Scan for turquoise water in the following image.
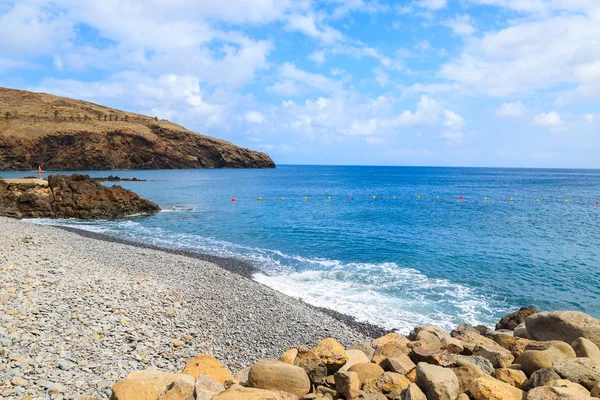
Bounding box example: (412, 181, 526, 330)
(5, 166, 600, 332)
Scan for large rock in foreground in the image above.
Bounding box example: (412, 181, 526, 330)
(0, 174, 159, 219)
(525, 312, 600, 347)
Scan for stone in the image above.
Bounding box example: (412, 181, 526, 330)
(410, 326, 451, 348)
(294, 346, 328, 385)
(410, 348, 456, 367)
(372, 341, 411, 365)
(234, 368, 250, 386)
(406, 369, 417, 383)
(453, 363, 486, 393)
(455, 355, 494, 375)
(527, 386, 591, 400)
(526, 311, 600, 347)
(11, 377, 28, 387)
(350, 393, 387, 400)
(490, 334, 531, 358)
(553, 357, 600, 390)
(373, 333, 409, 349)
(159, 380, 195, 400)
(442, 338, 464, 354)
(195, 374, 225, 394)
(348, 363, 385, 385)
(515, 346, 569, 376)
(335, 371, 361, 398)
(521, 368, 562, 391)
(381, 354, 416, 375)
(415, 362, 460, 400)
(525, 341, 576, 358)
(474, 345, 515, 369)
(591, 381, 600, 398)
(182, 354, 234, 385)
(374, 372, 411, 399)
(514, 323, 533, 340)
(312, 338, 348, 373)
(281, 349, 299, 364)
(340, 349, 371, 372)
(547, 379, 591, 397)
(353, 343, 376, 360)
(494, 368, 527, 388)
(248, 359, 311, 398)
(214, 385, 298, 400)
(110, 370, 195, 400)
(451, 330, 499, 355)
(404, 383, 427, 400)
(456, 394, 469, 400)
(468, 376, 524, 400)
(496, 307, 539, 330)
(571, 338, 600, 363)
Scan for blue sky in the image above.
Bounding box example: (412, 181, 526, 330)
(1, 0, 599, 168)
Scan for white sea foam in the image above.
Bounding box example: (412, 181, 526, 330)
(27, 219, 502, 331)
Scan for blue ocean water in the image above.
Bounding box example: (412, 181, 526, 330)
(5, 166, 600, 332)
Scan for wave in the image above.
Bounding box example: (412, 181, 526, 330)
(27, 218, 505, 332)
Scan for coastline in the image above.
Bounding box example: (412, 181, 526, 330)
(0, 216, 380, 398)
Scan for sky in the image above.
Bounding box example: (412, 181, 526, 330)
(1, 0, 599, 168)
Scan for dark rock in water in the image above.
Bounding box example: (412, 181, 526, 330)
(496, 307, 539, 330)
(93, 176, 147, 182)
(0, 174, 159, 219)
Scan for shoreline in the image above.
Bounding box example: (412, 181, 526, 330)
(55, 225, 388, 338)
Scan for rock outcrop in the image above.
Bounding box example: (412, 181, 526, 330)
(0, 87, 275, 170)
(0, 174, 159, 219)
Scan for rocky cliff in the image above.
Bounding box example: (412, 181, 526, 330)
(0, 174, 159, 219)
(0, 87, 275, 170)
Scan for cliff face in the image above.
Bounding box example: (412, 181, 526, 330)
(0, 174, 160, 219)
(0, 87, 275, 170)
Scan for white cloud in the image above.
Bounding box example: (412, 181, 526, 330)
(438, 131, 465, 144)
(267, 80, 305, 96)
(532, 111, 563, 126)
(245, 111, 265, 124)
(415, 0, 447, 10)
(285, 13, 344, 44)
(373, 67, 389, 87)
(584, 114, 595, 122)
(309, 50, 327, 65)
(496, 102, 528, 117)
(443, 14, 476, 36)
(443, 110, 465, 130)
(350, 119, 378, 136)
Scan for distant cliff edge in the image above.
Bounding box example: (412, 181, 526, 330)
(0, 87, 275, 170)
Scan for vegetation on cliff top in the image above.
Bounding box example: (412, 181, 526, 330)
(0, 87, 275, 170)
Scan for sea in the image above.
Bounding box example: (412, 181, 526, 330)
(4, 166, 600, 332)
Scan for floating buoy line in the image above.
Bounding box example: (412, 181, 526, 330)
(228, 195, 599, 205)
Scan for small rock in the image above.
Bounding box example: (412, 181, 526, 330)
(404, 382, 427, 400)
(340, 349, 371, 372)
(352, 343, 376, 360)
(159, 380, 194, 400)
(468, 376, 524, 400)
(312, 338, 348, 373)
(280, 348, 298, 365)
(335, 371, 361, 398)
(453, 363, 486, 393)
(372, 333, 408, 349)
(474, 345, 515, 369)
(494, 368, 527, 388)
(248, 359, 310, 398)
(496, 307, 539, 330)
(195, 373, 225, 394)
(521, 367, 562, 391)
(347, 363, 385, 385)
(182, 354, 234, 385)
(415, 362, 460, 400)
(381, 354, 416, 375)
(374, 371, 410, 399)
(410, 348, 456, 367)
(372, 341, 410, 365)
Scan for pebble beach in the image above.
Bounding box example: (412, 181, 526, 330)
(0, 216, 374, 399)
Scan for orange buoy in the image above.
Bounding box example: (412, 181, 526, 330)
(231, 198, 235, 202)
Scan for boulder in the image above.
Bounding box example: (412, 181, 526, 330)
(280, 349, 298, 365)
(451, 330, 499, 355)
(494, 368, 527, 388)
(547, 379, 591, 397)
(195, 374, 225, 395)
(496, 307, 539, 330)
(521, 368, 562, 391)
(468, 376, 524, 400)
(374, 372, 410, 399)
(312, 338, 348, 373)
(591, 381, 600, 398)
(373, 333, 409, 349)
(335, 371, 361, 398)
(410, 348, 456, 367)
(350, 393, 387, 400)
(404, 383, 427, 400)
(525, 312, 600, 347)
(110, 370, 195, 400)
(372, 341, 411, 365)
(294, 346, 328, 385)
(415, 362, 460, 400)
(553, 357, 600, 390)
(453, 363, 486, 393)
(340, 349, 371, 372)
(455, 355, 494, 375)
(524, 341, 576, 358)
(214, 385, 298, 400)
(490, 334, 531, 358)
(353, 343, 376, 360)
(441, 338, 464, 354)
(514, 323, 533, 340)
(381, 354, 416, 375)
(410, 326, 451, 348)
(474, 345, 515, 369)
(248, 360, 310, 398)
(348, 363, 385, 385)
(159, 380, 194, 400)
(515, 346, 569, 376)
(182, 354, 234, 385)
(457, 394, 470, 400)
(527, 386, 591, 400)
(571, 338, 600, 363)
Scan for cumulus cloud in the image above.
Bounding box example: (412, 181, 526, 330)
(415, 0, 447, 10)
(532, 111, 563, 127)
(497, 102, 528, 117)
(443, 14, 476, 36)
(245, 111, 266, 124)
